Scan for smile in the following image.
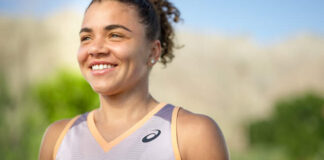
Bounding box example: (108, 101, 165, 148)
(91, 64, 117, 71)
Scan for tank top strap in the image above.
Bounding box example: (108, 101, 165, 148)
(52, 113, 88, 160)
(171, 106, 182, 160)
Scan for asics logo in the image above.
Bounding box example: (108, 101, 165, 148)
(142, 129, 161, 143)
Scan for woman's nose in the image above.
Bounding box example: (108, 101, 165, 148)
(87, 38, 109, 57)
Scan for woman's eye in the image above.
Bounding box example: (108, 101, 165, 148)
(80, 36, 91, 42)
(110, 33, 123, 39)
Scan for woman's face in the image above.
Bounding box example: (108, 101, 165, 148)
(78, 1, 159, 95)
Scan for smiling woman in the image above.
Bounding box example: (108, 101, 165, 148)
(39, 0, 228, 160)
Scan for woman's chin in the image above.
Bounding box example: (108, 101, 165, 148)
(91, 85, 119, 96)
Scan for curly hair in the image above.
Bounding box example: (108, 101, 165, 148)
(87, 0, 181, 65)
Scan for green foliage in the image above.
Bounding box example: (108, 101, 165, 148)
(231, 147, 289, 160)
(0, 73, 26, 159)
(247, 92, 324, 160)
(32, 70, 99, 122)
(0, 73, 11, 158)
(0, 69, 99, 160)
(0, 72, 11, 111)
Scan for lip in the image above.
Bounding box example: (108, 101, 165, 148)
(88, 60, 118, 68)
(88, 60, 118, 76)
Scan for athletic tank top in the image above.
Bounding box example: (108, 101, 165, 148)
(53, 103, 182, 160)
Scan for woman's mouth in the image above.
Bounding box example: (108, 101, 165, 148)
(89, 62, 118, 75)
(91, 64, 117, 70)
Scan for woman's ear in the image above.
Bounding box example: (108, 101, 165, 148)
(148, 40, 161, 66)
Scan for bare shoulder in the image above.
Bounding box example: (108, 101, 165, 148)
(177, 108, 229, 160)
(39, 119, 71, 160)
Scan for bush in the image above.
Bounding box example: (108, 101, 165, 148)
(0, 70, 99, 160)
(247, 92, 324, 160)
(32, 70, 99, 122)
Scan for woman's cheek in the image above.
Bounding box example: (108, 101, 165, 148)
(77, 46, 88, 64)
(109, 43, 130, 60)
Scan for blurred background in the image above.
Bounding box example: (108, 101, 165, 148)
(1, 0, 324, 159)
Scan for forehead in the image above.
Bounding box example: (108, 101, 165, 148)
(82, 1, 141, 29)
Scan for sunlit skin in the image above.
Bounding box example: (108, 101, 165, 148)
(39, 1, 229, 160)
(78, 1, 162, 129)
(78, 1, 157, 96)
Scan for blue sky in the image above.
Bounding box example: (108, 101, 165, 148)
(1, 0, 323, 43)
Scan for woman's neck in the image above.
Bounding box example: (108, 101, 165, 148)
(95, 81, 159, 124)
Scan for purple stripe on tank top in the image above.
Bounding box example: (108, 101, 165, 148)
(155, 104, 174, 122)
(71, 112, 89, 127)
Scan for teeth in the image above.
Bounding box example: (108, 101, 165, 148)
(91, 64, 115, 70)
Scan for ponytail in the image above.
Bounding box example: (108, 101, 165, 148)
(150, 0, 181, 65)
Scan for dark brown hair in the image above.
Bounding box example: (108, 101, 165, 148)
(87, 0, 181, 65)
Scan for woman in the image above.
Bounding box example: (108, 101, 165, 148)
(39, 0, 228, 159)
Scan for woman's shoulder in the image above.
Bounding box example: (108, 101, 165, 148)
(176, 108, 229, 160)
(39, 111, 92, 159)
(39, 118, 72, 160)
(176, 108, 224, 141)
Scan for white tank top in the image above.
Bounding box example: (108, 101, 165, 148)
(53, 103, 181, 160)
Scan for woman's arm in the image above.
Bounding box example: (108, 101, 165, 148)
(39, 119, 70, 160)
(177, 109, 229, 160)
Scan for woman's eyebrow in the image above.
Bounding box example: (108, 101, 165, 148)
(79, 25, 132, 34)
(105, 24, 132, 32)
(79, 28, 92, 34)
